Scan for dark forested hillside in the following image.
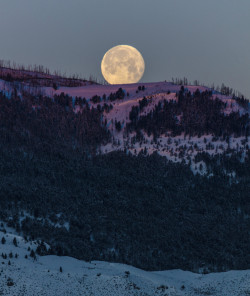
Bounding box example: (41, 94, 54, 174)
(127, 88, 249, 138)
(0, 84, 249, 273)
(0, 91, 110, 155)
(0, 148, 249, 272)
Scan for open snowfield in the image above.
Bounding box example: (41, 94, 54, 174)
(46, 81, 208, 99)
(1, 229, 250, 296)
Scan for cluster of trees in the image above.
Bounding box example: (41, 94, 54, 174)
(0, 62, 97, 87)
(109, 87, 126, 101)
(135, 85, 145, 93)
(234, 95, 249, 109)
(90, 88, 126, 104)
(127, 97, 150, 126)
(127, 88, 249, 138)
(0, 72, 91, 88)
(172, 77, 248, 99)
(0, 90, 110, 155)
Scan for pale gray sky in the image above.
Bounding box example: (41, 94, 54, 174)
(0, 0, 249, 97)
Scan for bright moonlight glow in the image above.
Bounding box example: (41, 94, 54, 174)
(101, 45, 145, 84)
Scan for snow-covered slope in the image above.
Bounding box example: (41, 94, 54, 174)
(0, 68, 249, 173)
(1, 228, 250, 296)
(46, 81, 208, 98)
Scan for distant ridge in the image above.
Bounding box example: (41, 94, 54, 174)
(0, 59, 99, 87)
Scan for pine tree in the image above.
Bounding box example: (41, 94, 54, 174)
(30, 249, 36, 259)
(13, 237, 17, 247)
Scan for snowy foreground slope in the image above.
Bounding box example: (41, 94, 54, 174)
(1, 229, 250, 296)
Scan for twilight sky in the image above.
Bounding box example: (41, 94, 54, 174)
(0, 0, 249, 97)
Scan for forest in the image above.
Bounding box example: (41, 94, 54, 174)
(0, 86, 249, 273)
(126, 88, 249, 138)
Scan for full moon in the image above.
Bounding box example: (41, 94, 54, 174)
(101, 45, 145, 84)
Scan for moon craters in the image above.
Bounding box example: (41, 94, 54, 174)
(101, 45, 145, 84)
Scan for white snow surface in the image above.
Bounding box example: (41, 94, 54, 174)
(0, 229, 250, 296)
(45, 81, 212, 100)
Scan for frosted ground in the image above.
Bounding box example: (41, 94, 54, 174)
(1, 227, 250, 296)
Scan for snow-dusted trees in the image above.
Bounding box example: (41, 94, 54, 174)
(127, 89, 249, 138)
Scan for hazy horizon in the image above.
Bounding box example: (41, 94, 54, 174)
(0, 0, 249, 97)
